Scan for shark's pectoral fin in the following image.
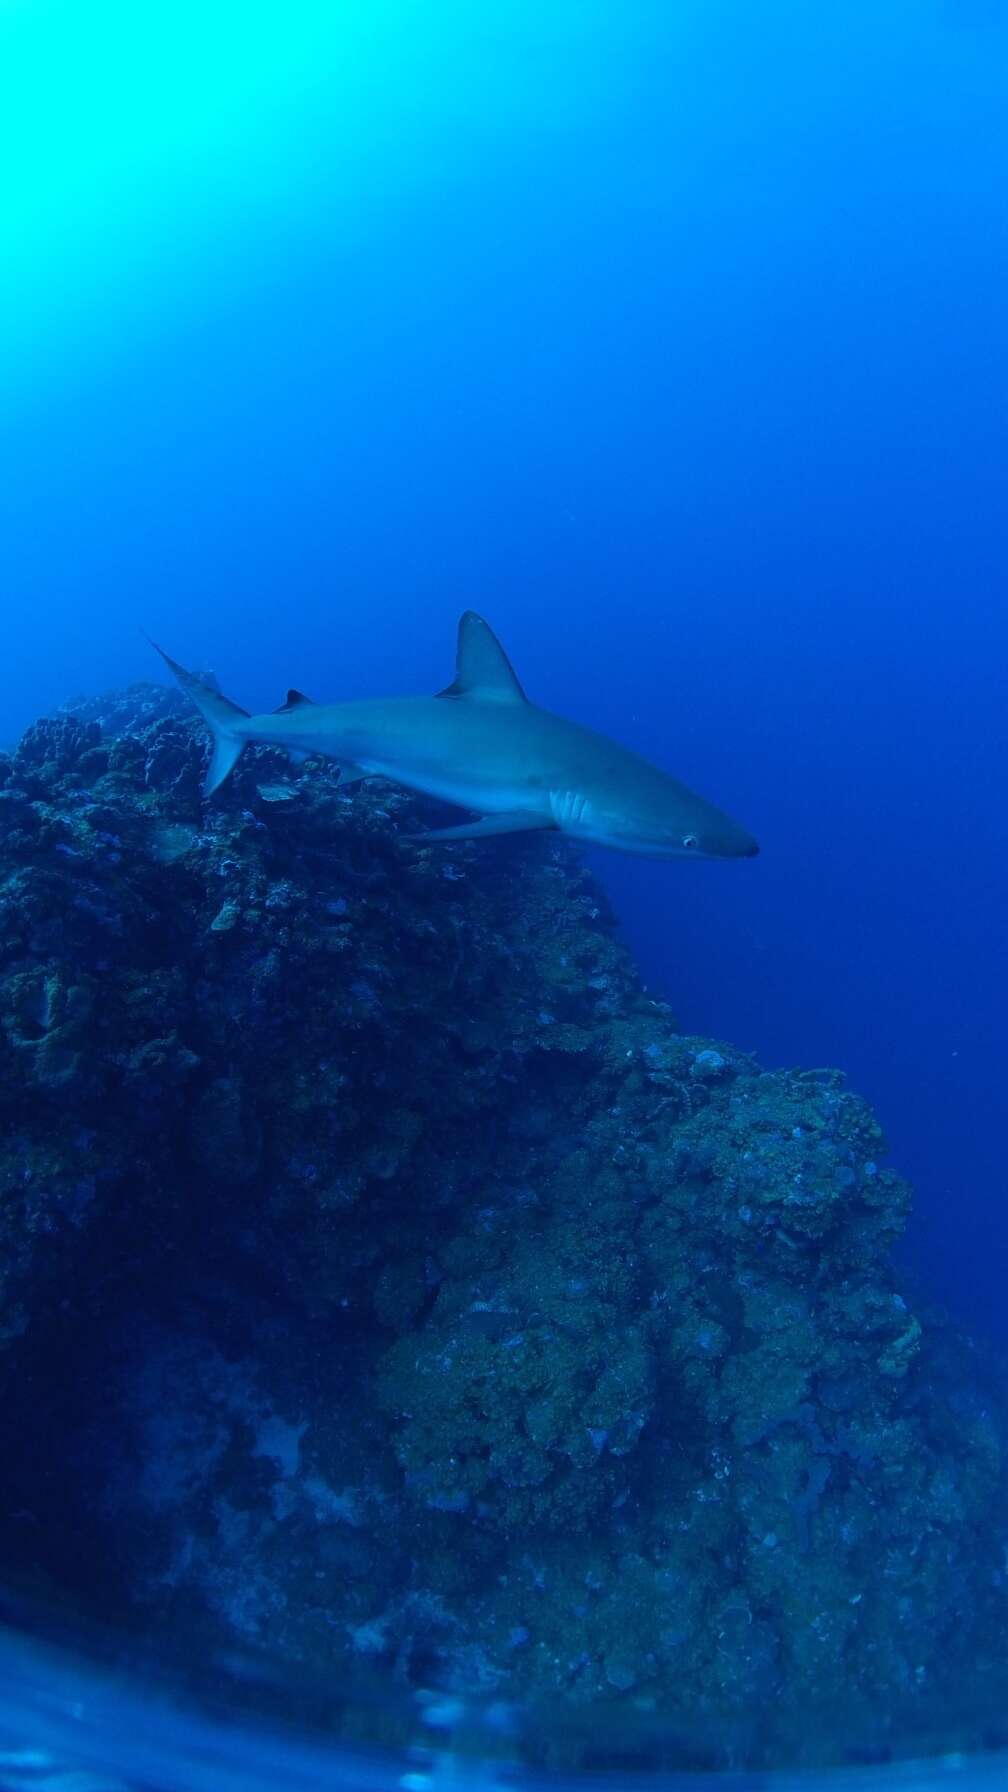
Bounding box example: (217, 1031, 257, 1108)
(336, 763, 370, 787)
(405, 810, 553, 844)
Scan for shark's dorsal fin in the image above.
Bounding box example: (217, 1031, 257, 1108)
(437, 611, 527, 703)
(273, 689, 316, 714)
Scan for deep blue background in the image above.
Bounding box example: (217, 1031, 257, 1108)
(2, 2, 1005, 1332)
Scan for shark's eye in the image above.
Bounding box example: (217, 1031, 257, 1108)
(682, 833, 699, 850)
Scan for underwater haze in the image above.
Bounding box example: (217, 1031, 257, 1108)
(3, 0, 1005, 1336)
(5, 2, 1008, 1774)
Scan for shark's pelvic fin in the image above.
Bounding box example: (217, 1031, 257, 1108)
(146, 638, 250, 796)
(407, 810, 552, 843)
(273, 689, 316, 713)
(436, 611, 527, 704)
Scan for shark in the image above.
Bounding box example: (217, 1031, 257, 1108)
(151, 611, 758, 860)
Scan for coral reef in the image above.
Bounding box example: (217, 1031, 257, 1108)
(0, 685, 1006, 1770)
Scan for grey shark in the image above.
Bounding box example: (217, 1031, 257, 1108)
(151, 611, 758, 860)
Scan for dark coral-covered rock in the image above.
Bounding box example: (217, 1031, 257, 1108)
(0, 682, 1005, 1771)
(14, 714, 101, 776)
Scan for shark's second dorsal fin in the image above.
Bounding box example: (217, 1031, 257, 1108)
(273, 689, 316, 714)
(437, 611, 527, 703)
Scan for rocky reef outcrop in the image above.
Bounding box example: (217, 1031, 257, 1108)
(0, 687, 1005, 1770)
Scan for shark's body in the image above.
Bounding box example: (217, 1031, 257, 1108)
(153, 611, 758, 861)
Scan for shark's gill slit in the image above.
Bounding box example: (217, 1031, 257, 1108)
(550, 789, 591, 828)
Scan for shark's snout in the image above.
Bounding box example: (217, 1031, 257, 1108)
(675, 811, 759, 860)
(712, 824, 759, 860)
(698, 832, 759, 860)
(679, 821, 759, 861)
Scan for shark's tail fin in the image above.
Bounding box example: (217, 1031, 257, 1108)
(147, 639, 251, 795)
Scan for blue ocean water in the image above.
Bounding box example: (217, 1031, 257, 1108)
(3, 5, 1008, 1776)
(4, 0, 1004, 1338)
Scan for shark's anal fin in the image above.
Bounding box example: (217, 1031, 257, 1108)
(436, 612, 527, 703)
(405, 810, 552, 844)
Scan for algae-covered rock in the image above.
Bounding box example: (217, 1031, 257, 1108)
(0, 681, 1005, 1772)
